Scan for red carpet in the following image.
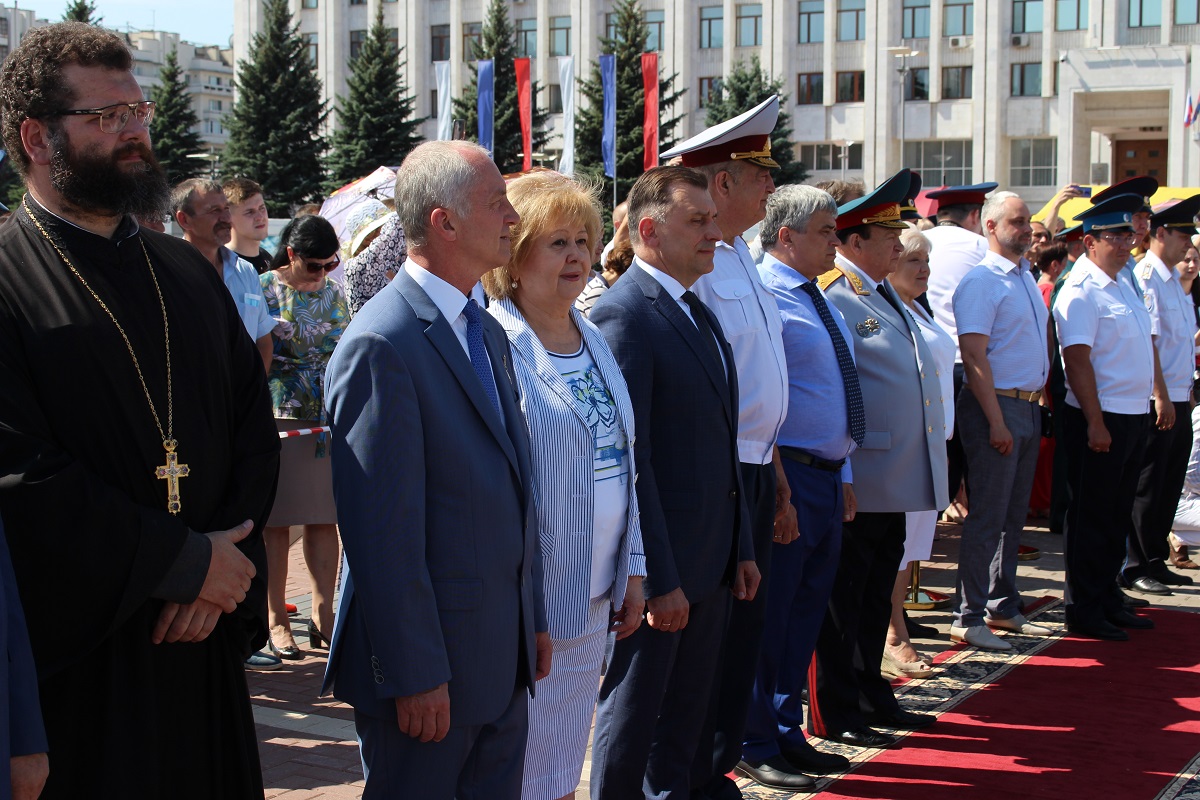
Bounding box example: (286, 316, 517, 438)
(811, 606, 1200, 799)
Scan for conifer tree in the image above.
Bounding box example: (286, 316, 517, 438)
(325, 6, 423, 191)
(61, 1, 100, 24)
(704, 57, 809, 186)
(452, 0, 550, 175)
(575, 0, 686, 227)
(150, 48, 205, 185)
(223, 0, 326, 216)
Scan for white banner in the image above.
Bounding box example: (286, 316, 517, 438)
(435, 61, 453, 141)
(558, 56, 575, 176)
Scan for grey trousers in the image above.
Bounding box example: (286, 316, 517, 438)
(953, 390, 1042, 627)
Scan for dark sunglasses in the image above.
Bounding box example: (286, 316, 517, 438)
(300, 255, 340, 273)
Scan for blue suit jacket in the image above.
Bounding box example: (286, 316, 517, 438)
(590, 264, 751, 602)
(321, 271, 545, 727)
(0, 517, 46, 798)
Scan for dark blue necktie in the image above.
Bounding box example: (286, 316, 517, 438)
(800, 281, 865, 447)
(462, 299, 501, 417)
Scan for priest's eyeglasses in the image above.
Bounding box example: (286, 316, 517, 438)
(57, 101, 156, 134)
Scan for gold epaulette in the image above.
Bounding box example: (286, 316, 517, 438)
(816, 267, 870, 296)
(1139, 262, 1153, 281)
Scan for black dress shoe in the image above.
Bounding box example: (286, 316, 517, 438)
(1067, 618, 1129, 641)
(800, 686, 808, 705)
(1122, 575, 1173, 595)
(821, 726, 898, 749)
(734, 757, 816, 791)
(866, 709, 937, 729)
(780, 739, 851, 774)
(1121, 590, 1151, 608)
(1107, 608, 1155, 629)
(1152, 567, 1194, 587)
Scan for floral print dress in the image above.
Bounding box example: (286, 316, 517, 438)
(260, 271, 349, 456)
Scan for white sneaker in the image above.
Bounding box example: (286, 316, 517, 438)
(950, 624, 1012, 651)
(986, 613, 1053, 637)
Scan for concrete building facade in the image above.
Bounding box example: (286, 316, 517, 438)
(232, 0, 1200, 205)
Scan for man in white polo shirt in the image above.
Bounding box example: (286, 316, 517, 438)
(950, 191, 1053, 651)
(1054, 193, 1160, 641)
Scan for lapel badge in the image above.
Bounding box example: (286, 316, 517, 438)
(856, 318, 881, 337)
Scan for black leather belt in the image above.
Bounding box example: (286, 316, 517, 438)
(779, 445, 845, 473)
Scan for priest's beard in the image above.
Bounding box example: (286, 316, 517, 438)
(47, 127, 170, 219)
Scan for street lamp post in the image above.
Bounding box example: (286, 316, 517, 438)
(186, 147, 220, 179)
(887, 47, 921, 172)
(840, 140, 856, 182)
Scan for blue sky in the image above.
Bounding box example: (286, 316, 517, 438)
(18, 1, 234, 48)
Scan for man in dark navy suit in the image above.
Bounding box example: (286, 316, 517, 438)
(589, 165, 759, 799)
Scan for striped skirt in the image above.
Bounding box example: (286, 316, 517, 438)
(522, 596, 611, 800)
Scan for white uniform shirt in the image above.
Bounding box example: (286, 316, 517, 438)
(693, 238, 789, 465)
(923, 223, 989, 361)
(953, 251, 1050, 392)
(1053, 254, 1155, 415)
(1138, 251, 1198, 403)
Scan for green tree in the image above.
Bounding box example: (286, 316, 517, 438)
(223, 0, 327, 216)
(575, 0, 686, 230)
(704, 57, 809, 186)
(452, 0, 550, 175)
(325, 6, 423, 190)
(61, 0, 101, 24)
(150, 48, 205, 185)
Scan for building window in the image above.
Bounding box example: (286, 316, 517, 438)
(550, 16, 570, 56)
(349, 0, 365, 5)
(944, 0, 974, 35)
(698, 77, 720, 108)
(798, 0, 824, 43)
(349, 29, 366, 61)
(737, 4, 763, 46)
(836, 71, 865, 102)
(800, 142, 863, 171)
(304, 33, 318, 65)
(431, 24, 450, 61)
(1129, 0, 1162, 26)
(645, 10, 665, 51)
(0, 45, 9, 61)
(516, 18, 537, 57)
(463, 23, 482, 59)
(1010, 138, 1057, 186)
(943, 66, 973, 98)
(797, 72, 824, 104)
(0, 19, 8, 35)
(301, 0, 317, 8)
(904, 140, 973, 185)
(700, 6, 724, 49)
(1055, 0, 1088, 30)
(904, 67, 929, 100)
(605, 13, 620, 41)
(208, 99, 223, 112)
(1178, 1, 1200, 24)
(431, 89, 439, 115)
(902, 0, 931, 38)
(386, 28, 399, 54)
(1011, 62, 1041, 96)
(548, 84, 563, 113)
(838, 0, 866, 41)
(1013, 0, 1043, 32)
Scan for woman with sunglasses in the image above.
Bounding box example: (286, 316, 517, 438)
(260, 214, 349, 659)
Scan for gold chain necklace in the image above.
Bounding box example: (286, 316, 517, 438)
(23, 198, 189, 515)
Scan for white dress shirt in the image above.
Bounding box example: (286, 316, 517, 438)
(953, 250, 1050, 392)
(693, 238, 789, 465)
(636, 256, 731, 379)
(923, 223, 989, 360)
(1138, 251, 1198, 403)
(1053, 254, 1155, 415)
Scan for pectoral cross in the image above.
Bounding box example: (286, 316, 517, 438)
(155, 439, 189, 515)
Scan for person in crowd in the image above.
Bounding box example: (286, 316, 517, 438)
(1120, 196, 1200, 595)
(135, 209, 167, 232)
(1054, 193, 1160, 640)
(0, 22, 279, 797)
(576, 237, 634, 316)
(808, 170, 946, 750)
(1179, 243, 1200, 327)
(1035, 183, 1089, 239)
(588, 166, 758, 799)
(1030, 220, 1051, 251)
(924, 183, 998, 524)
(1171, 402, 1200, 566)
(259, 215, 349, 658)
(659, 96, 792, 800)
(739, 184, 857, 790)
(224, 177, 273, 274)
(1028, 241, 1070, 519)
(598, 199, 628, 269)
(323, 141, 549, 800)
(950, 191, 1053, 651)
(814, 179, 865, 206)
(1034, 242, 1070, 304)
(343, 200, 408, 316)
(481, 170, 645, 800)
(883, 225, 956, 675)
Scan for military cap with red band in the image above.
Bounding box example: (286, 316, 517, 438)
(836, 168, 913, 231)
(924, 182, 998, 207)
(661, 95, 780, 169)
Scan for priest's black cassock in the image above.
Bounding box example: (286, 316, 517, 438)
(0, 198, 280, 798)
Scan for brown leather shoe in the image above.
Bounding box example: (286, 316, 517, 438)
(1169, 534, 1199, 570)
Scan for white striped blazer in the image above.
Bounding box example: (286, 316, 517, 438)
(489, 297, 647, 641)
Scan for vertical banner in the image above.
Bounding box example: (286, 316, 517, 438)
(558, 56, 576, 176)
(641, 52, 659, 170)
(435, 61, 453, 141)
(478, 59, 495, 155)
(515, 57, 532, 172)
(600, 54, 616, 179)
